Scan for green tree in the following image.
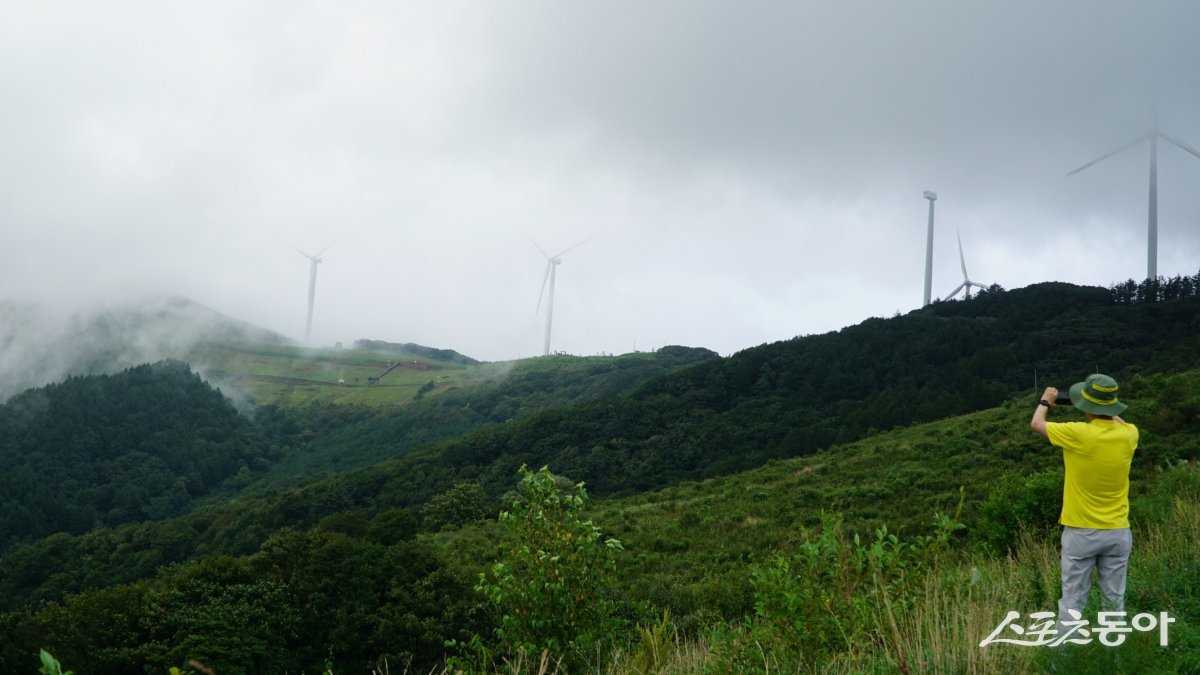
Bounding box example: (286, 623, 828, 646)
(147, 556, 302, 674)
(365, 508, 418, 545)
(421, 482, 492, 532)
(469, 465, 624, 670)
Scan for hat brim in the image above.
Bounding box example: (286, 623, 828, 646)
(1069, 381, 1127, 416)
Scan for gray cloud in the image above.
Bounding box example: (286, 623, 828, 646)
(2, 1, 1199, 370)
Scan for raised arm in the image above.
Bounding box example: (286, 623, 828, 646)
(1030, 387, 1058, 437)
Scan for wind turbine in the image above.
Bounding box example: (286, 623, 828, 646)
(1068, 126, 1200, 281)
(943, 230, 989, 301)
(922, 190, 937, 306)
(294, 243, 333, 344)
(533, 237, 591, 356)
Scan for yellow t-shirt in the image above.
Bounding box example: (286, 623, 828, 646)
(1046, 419, 1138, 529)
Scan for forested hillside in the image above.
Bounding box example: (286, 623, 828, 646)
(0, 361, 272, 553)
(1, 280, 1199, 673)
(5, 283, 1197, 598)
(250, 345, 719, 485)
(0, 347, 719, 609)
(3, 363, 1198, 673)
(230, 282, 1200, 513)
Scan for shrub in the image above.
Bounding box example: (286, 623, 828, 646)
(421, 482, 493, 532)
(973, 469, 1063, 554)
(736, 506, 964, 670)
(451, 465, 624, 671)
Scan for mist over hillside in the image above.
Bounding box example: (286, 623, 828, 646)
(0, 297, 289, 402)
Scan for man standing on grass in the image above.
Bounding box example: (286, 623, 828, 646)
(1030, 373, 1139, 637)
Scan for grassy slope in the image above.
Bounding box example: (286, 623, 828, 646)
(439, 367, 1200, 628)
(594, 476, 1200, 673)
(190, 341, 493, 407)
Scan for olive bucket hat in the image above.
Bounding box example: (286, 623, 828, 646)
(1068, 373, 1127, 416)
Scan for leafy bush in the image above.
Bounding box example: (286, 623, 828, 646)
(421, 482, 493, 532)
(973, 469, 1063, 553)
(732, 507, 963, 670)
(451, 465, 625, 671)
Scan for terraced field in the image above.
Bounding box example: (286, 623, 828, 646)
(188, 341, 502, 407)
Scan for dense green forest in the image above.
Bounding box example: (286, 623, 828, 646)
(1, 280, 1199, 673)
(0, 362, 273, 553)
(0, 346, 719, 612)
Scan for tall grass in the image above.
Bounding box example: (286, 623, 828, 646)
(893, 530, 1059, 674)
(619, 465, 1200, 674)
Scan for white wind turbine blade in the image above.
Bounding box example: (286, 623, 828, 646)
(529, 235, 551, 260)
(1159, 131, 1200, 162)
(313, 241, 336, 259)
(1067, 133, 1152, 176)
(944, 282, 967, 300)
(957, 230, 970, 281)
(536, 261, 553, 312)
(551, 237, 595, 259)
(293, 242, 336, 261)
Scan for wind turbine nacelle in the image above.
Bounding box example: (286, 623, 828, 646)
(923, 191, 937, 201)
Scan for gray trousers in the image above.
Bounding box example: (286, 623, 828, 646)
(1057, 526, 1132, 633)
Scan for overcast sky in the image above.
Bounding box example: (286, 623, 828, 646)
(3, 1, 1200, 362)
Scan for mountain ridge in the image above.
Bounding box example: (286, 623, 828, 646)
(2, 279, 1199, 672)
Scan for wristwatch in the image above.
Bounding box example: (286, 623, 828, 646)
(1038, 399, 1051, 407)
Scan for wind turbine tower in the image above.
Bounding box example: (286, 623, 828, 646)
(533, 238, 591, 356)
(295, 244, 332, 344)
(923, 190, 937, 306)
(1068, 125, 1200, 281)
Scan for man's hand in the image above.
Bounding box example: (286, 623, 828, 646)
(1042, 387, 1059, 406)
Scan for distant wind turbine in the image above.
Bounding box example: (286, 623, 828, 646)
(294, 243, 333, 344)
(533, 237, 591, 356)
(922, 190, 937, 306)
(943, 230, 989, 301)
(1068, 126, 1200, 281)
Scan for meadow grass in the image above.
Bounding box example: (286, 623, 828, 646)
(429, 369, 1200, 672)
(611, 467, 1199, 674)
(187, 341, 486, 407)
